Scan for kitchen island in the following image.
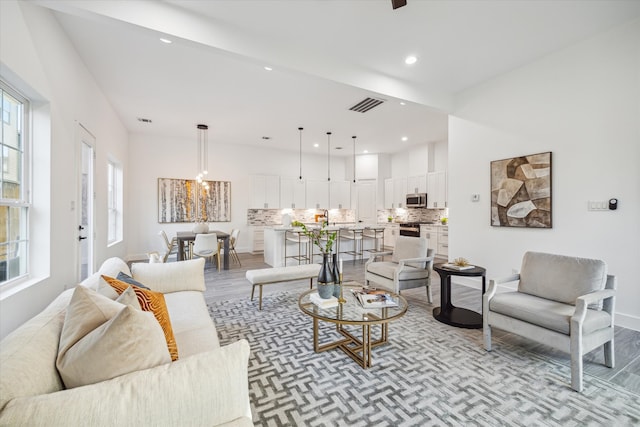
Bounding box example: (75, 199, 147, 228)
(263, 224, 386, 267)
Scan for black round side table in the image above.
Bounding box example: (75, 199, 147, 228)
(432, 263, 486, 329)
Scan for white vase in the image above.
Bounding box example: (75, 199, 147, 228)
(192, 222, 209, 234)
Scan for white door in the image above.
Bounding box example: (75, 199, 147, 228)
(356, 181, 376, 223)
(77, 125, 95, 281)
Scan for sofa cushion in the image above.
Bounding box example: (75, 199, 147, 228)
(102, 275, 179, 361)
(0, 289, 72, 411)
(518, 251, 607, 305)
(164, 291, 220, 356)
(56, 286, 170, 389)
(367, 261, 429, 281)
(116, 271, 150, 289)
(131, 258, 206, 293)
(489, 291, 612, 335)
(80, 257, 132, 291)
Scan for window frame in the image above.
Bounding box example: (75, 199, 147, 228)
(1, 80, 31, 286)
(107, 157, 123, 246)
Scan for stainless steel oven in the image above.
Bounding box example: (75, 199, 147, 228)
(399, 223, 420, 237)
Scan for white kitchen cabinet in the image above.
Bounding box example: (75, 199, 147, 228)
(306, 179, 329, 209)
(384, 178, 394, 209)
(421, 225, 439, 254)
(383, 223, 399, 249)
(407, 174, 427, 194)
(251, 226, 265, 254)
(393, 177, 407, 209)
(280, 177, 306, 209)
(250, 175, 280, 209)
(437, 225, 449, 257)
(427, 171, 447, 209)
(330, 181, 351, 209)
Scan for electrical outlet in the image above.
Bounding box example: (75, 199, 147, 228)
(471, 194, 480, 202)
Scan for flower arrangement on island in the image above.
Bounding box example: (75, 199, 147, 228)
(291, 220, 337, 254)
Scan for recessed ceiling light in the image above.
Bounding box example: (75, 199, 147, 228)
(404, 55, 417, 65)
(137, 117, 152, 123)
(400, 101, 406, 106)
(335, 146, 343, 150)
(363, 150, 369, 154)
(264, 66, 273, 71)
(314, 143, 319, 148)
(261, 136, 271, 140)
(402, 136, 408, 142)
(159, 38, 172, 44)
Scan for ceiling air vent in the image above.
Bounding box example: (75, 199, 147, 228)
(348, 97, 385, 113)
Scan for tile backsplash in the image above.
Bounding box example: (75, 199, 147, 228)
(248, 208, 444, 225)
(247, 209, 356, 225)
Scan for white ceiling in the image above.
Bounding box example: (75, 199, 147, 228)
(41, 0, 640, 156)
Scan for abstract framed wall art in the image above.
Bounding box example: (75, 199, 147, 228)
(490, 151, 552, 228)
(158, 178, 231, 223)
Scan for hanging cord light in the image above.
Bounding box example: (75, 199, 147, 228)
(352, 135, 357, 183)
(327, 131, 332, 182)
(195, 124, 209, 222)
(298, 127, 304, 180)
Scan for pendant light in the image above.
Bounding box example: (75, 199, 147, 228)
(352, 135, 357, 183)
(327, 132, 332, 182)
(298, 127, 304, 180)
(194, 124, 209, 225)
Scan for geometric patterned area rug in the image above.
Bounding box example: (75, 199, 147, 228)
(208, 291, 640, 426)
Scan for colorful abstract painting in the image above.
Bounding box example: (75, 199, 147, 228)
(490, 152, 552, 228)
(158, 178, 231, 223)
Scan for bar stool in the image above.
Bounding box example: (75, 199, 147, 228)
(284, 229, 311, 265)
(363, 226, 386, 256)
(338, 227, 364, 262)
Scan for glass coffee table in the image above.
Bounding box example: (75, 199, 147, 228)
(298, 281, 408, 368)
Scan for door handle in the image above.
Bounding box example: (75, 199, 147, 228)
(78, 236, 87, 241)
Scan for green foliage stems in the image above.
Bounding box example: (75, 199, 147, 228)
(291, 220, 337, 254)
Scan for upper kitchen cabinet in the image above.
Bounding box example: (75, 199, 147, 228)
(407, 174, 427, 194)
(306, 179, 329, 209)
(393, 177, 407, 209)
(330, 181, 351, 209)
(427, 171, 447, 209)
(384, 177, 408, 209)
(250, 174, 280, 209)
(280, 177, 306, 209)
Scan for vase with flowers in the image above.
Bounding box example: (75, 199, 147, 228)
(292, 220, 338, 299)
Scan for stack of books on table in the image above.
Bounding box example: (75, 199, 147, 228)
(442, 263, 475, 271)
(309, 292, 339, 308)
(351, 288, 398, 308)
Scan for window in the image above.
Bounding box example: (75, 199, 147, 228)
(107, 159, 123, 245)
(1, 81, 29, 284)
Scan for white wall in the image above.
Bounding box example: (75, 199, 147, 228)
(127, 133, 347, 257)
(448, 18, 640, 330)
(0, 1, 129, 338)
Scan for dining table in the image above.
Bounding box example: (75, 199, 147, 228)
(176, 230, 230, 270)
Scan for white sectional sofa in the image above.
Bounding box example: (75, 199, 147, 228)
(0, 257, 252, 426)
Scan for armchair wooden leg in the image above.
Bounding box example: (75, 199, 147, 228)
(604, 340, 615, 368)
(570, 333, 583, 392)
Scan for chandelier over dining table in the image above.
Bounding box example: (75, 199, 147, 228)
(193, 124, 210, 229)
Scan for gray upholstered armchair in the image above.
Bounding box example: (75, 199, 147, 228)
(365, 236, 435, 303)
(483, 251, 616, 392)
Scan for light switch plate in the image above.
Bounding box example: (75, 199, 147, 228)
(587, 201, 608, 211)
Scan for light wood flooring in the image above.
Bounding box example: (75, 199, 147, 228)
(196, 252, 640, 394)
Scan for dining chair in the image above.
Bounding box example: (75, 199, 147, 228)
(158, 230, 178, 263)
(191, 233, 221, 270)
(227, 229, 242, 266)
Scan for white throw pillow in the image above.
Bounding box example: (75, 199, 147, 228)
(56, 286, 170, 389)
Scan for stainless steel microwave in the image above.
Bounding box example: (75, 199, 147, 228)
(406, 193, 427, 208)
